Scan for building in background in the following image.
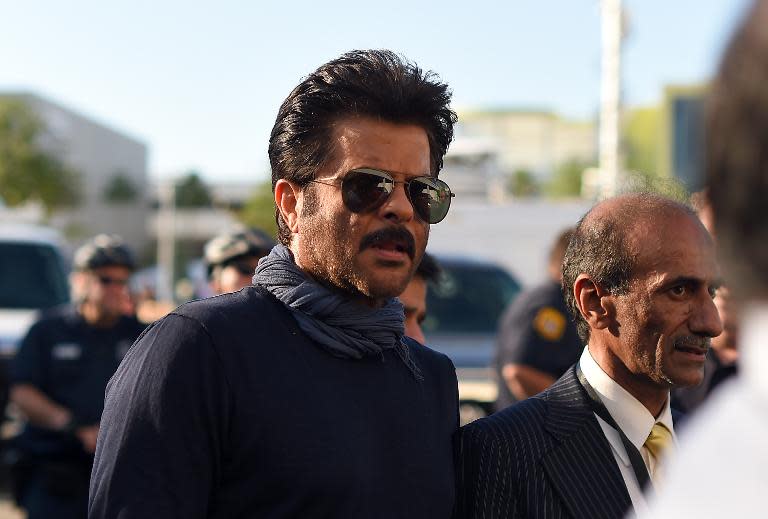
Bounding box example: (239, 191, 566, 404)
(661, 84, 707, 192)
(456, 108, 597, 187)
(623, 83, 707, 193)
(440, 137, 506, 202)
(0, 92, 149, 254)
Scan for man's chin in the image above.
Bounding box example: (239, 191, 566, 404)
(360, 276, 411, 302)
(668, 369, 706, 388)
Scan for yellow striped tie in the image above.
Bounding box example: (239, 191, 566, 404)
(644, 422, 673, 484)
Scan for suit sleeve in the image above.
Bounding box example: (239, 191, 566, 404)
(456, 423, 520, 519)
(88, 314, 231, 519)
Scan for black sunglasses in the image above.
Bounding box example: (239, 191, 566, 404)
(97, 275, 129, 286)
(310, 168, 454, 224)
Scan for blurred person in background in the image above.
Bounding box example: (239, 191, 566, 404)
(672, 191, 739, 414)
(458, 194, 722, 519)
(494, 228, 581, 411)
(398, 251, 441, 345)
(89, 49, 460, 518)
(9, 234, 145, 519)
(647, 1, 768, 516)
(203, 227, 276, 295)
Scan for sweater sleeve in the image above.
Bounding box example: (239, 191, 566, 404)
(89, 313, 231, 519)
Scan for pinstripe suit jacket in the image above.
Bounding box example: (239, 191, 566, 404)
(457, 366, 633, 519)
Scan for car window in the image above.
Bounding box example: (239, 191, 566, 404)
(423, 262, 520, 334)
(0, 242, 69, 309)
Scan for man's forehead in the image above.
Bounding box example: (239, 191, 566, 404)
(630, 214, 719, 284)
(326, 117, 431, 174)
(91, 265, 131, 277)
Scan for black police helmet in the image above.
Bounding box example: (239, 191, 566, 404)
(204, 228, 276, 277)
(73, 234, 135, 272)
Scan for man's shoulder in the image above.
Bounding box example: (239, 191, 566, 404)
(116, 314, 147, 335)
(465, 393, 549, 441)
(465, 367, 586, 440)
(25, 304, 78, 335)
(405, 337, 454, 370)
(36, 303, 76, 322)
(173, 285, 283, 325)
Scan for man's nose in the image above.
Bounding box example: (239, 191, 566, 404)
(690, 292, 724, 338)
(379, 182, 415, 224)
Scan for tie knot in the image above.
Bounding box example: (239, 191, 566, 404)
(644, 422, 673, 461)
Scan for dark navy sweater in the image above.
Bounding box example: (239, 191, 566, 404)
(89, 286, 459, 518)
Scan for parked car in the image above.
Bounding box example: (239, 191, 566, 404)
(422, 255, 521, 424)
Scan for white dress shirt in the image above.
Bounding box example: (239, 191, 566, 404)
(644, 305, 768, 518)
(580, 347, 677, 518)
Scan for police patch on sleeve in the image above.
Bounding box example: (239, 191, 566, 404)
(533, 306, 567, 341)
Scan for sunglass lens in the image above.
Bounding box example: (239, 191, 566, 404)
(408, 177, 453, 224)
(98, 276, 128, 286)
(342, 169, 392, 213)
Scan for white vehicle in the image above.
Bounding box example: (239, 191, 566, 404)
(0, 224, 70, 356)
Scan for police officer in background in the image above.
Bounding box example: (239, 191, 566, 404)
(203, 228, 275, 295)
(9, 234, 146, 519)
(494, 228, 581, 411)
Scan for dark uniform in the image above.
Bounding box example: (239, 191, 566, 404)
(494, 280, 582, 411)
(10, 305, 145, 519)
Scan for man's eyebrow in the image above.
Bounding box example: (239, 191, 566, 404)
(657, 275, 723, 290)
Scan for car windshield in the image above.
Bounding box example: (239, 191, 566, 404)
(423, 262, 520, 335)
(0, 242, 69, 309)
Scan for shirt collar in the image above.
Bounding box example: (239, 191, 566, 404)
(579, 346, 675, 451)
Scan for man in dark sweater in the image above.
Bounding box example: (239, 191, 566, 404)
(89, 50, 460, 518)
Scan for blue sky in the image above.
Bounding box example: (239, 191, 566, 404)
(0, 0, 753, 182)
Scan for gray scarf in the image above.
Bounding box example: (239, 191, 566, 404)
(252, 245, 422, 380)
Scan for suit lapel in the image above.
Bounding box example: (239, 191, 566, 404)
(540, 367, 633, 519)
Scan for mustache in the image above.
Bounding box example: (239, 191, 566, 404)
(359, 226, 416, 260)
(673, 335, 711, 350)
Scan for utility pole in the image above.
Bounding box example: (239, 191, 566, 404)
(156, 179, 176, 303)
(598, 0, 624, 199)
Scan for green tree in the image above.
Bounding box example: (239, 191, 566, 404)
(507, 169, 539, 197)
(175, 171, 212, 208)
(545, 159, 591, 198)
(624, 106, 662, 177)
(103, 172, 139, 203)
(237, 180, 277, 236)
(0, 99, 81, 214)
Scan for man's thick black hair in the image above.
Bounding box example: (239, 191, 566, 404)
(268, 49, 457, 246)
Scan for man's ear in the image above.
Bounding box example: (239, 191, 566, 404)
(69, 271, 91, 304)
(573, 274, 615, 332)
(274, 179, 302, 234)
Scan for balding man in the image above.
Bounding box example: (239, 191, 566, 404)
(457, 193, 722, 519)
